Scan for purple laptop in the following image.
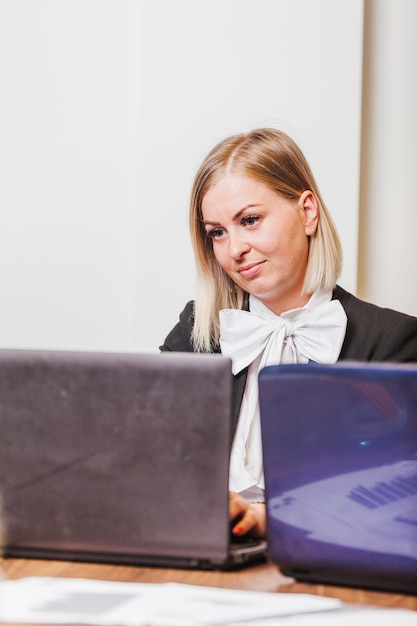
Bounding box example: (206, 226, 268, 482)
(259, 361, 417, 594)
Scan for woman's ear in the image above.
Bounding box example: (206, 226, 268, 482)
(299, 190, 319, 236)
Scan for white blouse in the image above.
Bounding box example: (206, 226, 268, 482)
(220, 290, 347, 494)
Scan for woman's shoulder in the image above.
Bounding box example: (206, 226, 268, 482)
(334, 285, 417, 322)
(333, 285, 417, 362)
(159, 301, 195, 352)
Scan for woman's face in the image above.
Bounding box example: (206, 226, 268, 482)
(201, 173, 318, 315)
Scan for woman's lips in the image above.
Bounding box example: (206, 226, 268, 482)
(238, 261, 264, 279)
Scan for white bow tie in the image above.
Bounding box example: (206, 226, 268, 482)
(219, 298, 347, 375)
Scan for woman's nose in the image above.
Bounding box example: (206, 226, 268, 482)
(228, 232, 250, 259)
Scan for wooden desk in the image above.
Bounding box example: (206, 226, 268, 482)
(1, 556, 416, 613)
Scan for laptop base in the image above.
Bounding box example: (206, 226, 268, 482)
(281, 567, 417, 596)
(5, 540, 268, 572)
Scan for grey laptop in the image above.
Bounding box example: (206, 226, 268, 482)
(259, 361, 417, 594)
(0, 348, 266, 570)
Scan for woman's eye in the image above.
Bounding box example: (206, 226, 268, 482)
(242, 215, 260, 227)
(207, 227, 225, 240)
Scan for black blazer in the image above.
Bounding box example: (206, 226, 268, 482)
(160, 285, 417, 432)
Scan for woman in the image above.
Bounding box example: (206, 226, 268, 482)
(160, 128, 417, 538)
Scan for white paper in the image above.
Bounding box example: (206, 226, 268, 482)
(0, 576, 341, 625)
(0, 577, 415, 626)
(232, 607, 417, 626)
(145, 582, 341, 625)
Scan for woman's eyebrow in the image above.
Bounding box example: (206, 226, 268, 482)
(232, 204, 260, 220)
(203, 218, 222, 227)
(203, 204, 261, 226)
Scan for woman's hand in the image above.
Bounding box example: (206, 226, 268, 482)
(229, 491, 266, 538)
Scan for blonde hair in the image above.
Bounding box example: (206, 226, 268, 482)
(190, 128, 342, 352)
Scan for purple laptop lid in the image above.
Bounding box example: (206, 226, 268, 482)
(259, 361, 417, 594)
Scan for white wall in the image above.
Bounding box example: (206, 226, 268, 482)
(0, 0, 140, 351)
(358, 0, 417, 317)
(0, 0, 364, 354)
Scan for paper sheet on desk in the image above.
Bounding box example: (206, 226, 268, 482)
(0, 576, 340, 625)
(263, 607, 417, 626)
(0, 577, 415, 626)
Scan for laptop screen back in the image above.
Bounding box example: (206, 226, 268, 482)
(259, 361, 417, 593)
(0, 349, 234, 568)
